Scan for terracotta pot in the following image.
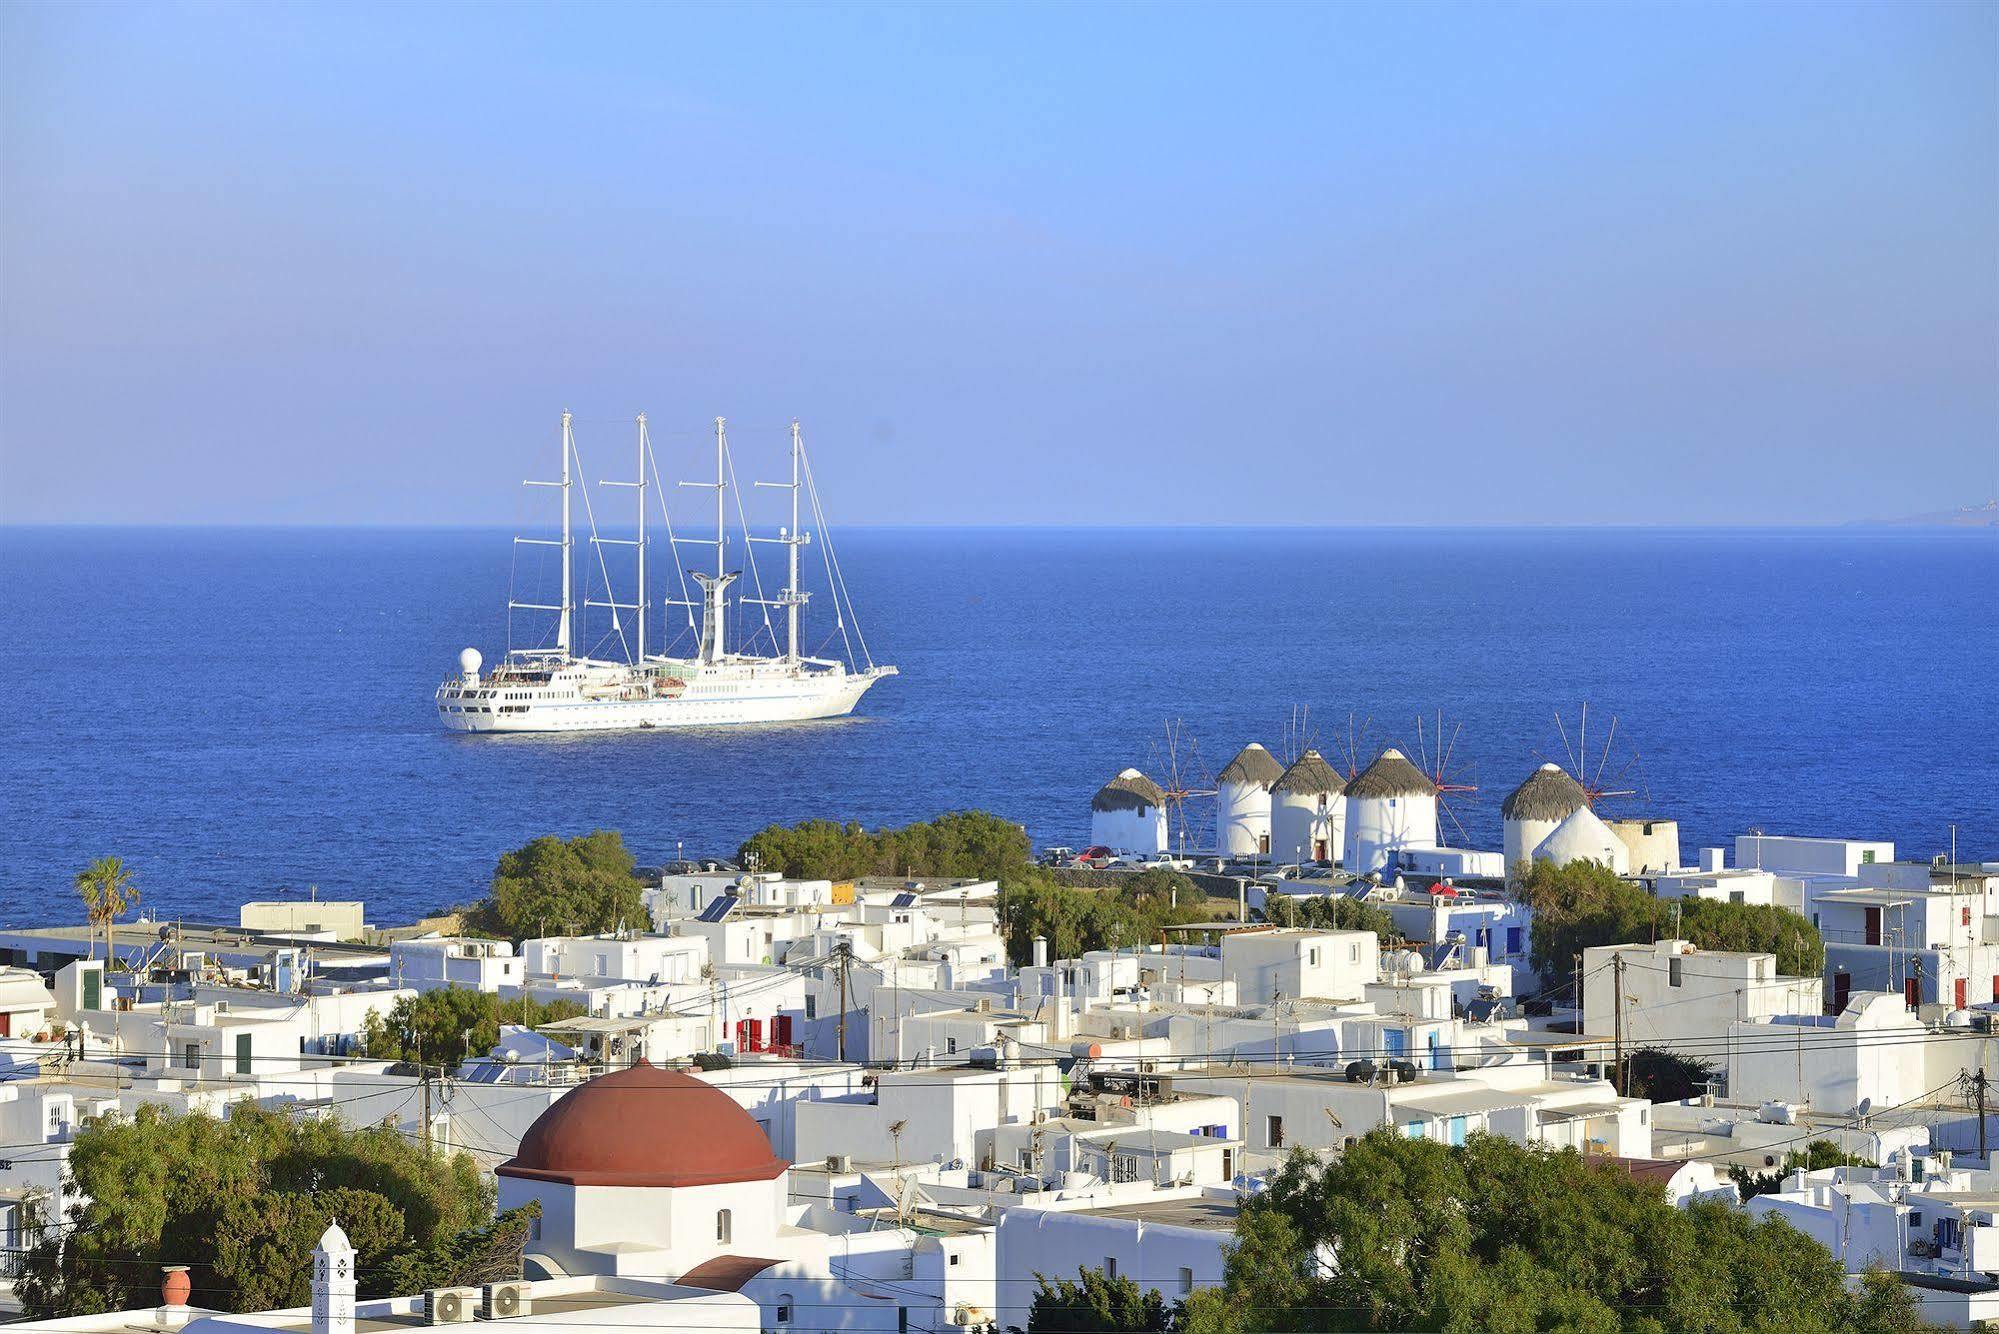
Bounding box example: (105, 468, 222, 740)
(161, 1267, 191, 1307)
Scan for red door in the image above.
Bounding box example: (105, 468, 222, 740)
(0, 1012, 10, 1038)
(1990, 975, 1998, 1003)
(1906, 976, 1921, 1009)
(736, 1018, 752, 1050)
(1956, 978, 1968, 1010)
(747, 1018, 764, 1051)
(772, 1015, 793, 1049)
(1830, 972, 1852, 1014)
(1864, 907, 1882, 947)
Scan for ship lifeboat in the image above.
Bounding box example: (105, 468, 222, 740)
(660, 677, 688, 698)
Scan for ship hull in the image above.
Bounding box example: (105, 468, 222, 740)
(438, 668, 886, 734)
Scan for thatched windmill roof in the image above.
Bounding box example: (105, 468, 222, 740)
(1217, 743, 1284, 789)
(1343, 748, 1434, 800)
(1092, 768, 1165, 813)
(1502, 763, 1588, 822)
(1274, 749, 1343, 796)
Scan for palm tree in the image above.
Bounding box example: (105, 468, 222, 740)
(74, 856, 139, 967)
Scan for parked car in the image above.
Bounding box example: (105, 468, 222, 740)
(1040, 846, 1077, 866)
(1067, 845, 1117, 868)
(1138, 853, 1195, 871)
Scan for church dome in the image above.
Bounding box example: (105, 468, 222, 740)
(497, 1060, 788, 1188)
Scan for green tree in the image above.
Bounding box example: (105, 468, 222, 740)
(18, 1104, 491, 1317)
(213, 1187, 405, 1311)
(1729, 1140, 1876, 1199)
(470, 830, 646, 939)
(360, 991, 585, 1068)
(378, 1202, 542, 1293)
(74, 855, 139, 965)
(1023, 1267, 1172, 1332)
(738, 810, 1031, 881)
(1189, 1131, 1895, 1332)
(1517, 858, 1825, 981)
(998, 869, 1210, 967)
(1623, 1047, 1716, 1104)
(1269, 893, 1399, 939)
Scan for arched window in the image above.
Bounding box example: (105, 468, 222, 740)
(715, 1209, 732, 1244)
(775, 1295, 794, 1324)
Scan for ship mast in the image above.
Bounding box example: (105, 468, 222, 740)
(589, 414, 650, 665)
(513, 413, 575, 656)
(680, 417, 735, 665)
(560, 412, 573, 654)
(707, 417, 725, 578)
(636, 415, 647, 663)
(754, 420, 812, 664)
(786, 421, 802, 662)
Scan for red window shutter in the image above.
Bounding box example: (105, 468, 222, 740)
(1956, 978, 1968, 1010)
(1906, 977, 1921, 1009)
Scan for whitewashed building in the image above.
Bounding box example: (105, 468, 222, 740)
(1270, 749, 1344, 865)
(1582, 939, 1823, 1058)
(1216, 743, 1283, 857)
(1342, 749, 1437, 877)
(1090, 769, 1169, 856)
(1501, 763, 1589, 876)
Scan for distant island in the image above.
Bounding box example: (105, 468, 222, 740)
(1850, 498, 1998, 528)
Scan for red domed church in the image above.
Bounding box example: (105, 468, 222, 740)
(496, 1061, 989, 1330)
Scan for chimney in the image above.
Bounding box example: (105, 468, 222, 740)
(1032, 937, 1048, 969)
(1700, 848, 1725, 873)
(312, 1222, 355, 1334)
(1051, 962, 1068, 1042)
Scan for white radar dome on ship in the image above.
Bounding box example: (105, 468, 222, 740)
(459, 647, 483, 677)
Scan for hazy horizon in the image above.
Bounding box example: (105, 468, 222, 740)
(3, 2, 1994, 527)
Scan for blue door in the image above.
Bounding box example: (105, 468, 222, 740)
(1449, 1116, 1468, 1146)
(1383, 1028, 1408, 1059)
(1506, 927, 1523, 957)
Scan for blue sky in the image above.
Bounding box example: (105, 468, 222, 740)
(2, 1, 1992, 525)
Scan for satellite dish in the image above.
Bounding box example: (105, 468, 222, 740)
(1854, 1097, 1873, 1118)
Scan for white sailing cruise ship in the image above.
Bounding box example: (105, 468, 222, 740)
(438, 414, 895, 733)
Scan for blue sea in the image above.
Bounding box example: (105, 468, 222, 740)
(1, 526, 1993, 925)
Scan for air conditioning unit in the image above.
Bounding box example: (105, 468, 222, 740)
(423, 1287, 478, 1324)
(975, 997, 994, 1013)
(825, 1154, 853, 1172)
(481, 1282, 532, 1319)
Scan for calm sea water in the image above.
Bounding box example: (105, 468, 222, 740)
(1, 526, 1992, 925)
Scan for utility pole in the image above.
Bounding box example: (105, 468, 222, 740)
(417, 1034, 432, 1154)
(1612, 952, 1627, 1097)
(1977, 1069, 1989, 1162)
(836, 943, 850, 1063)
